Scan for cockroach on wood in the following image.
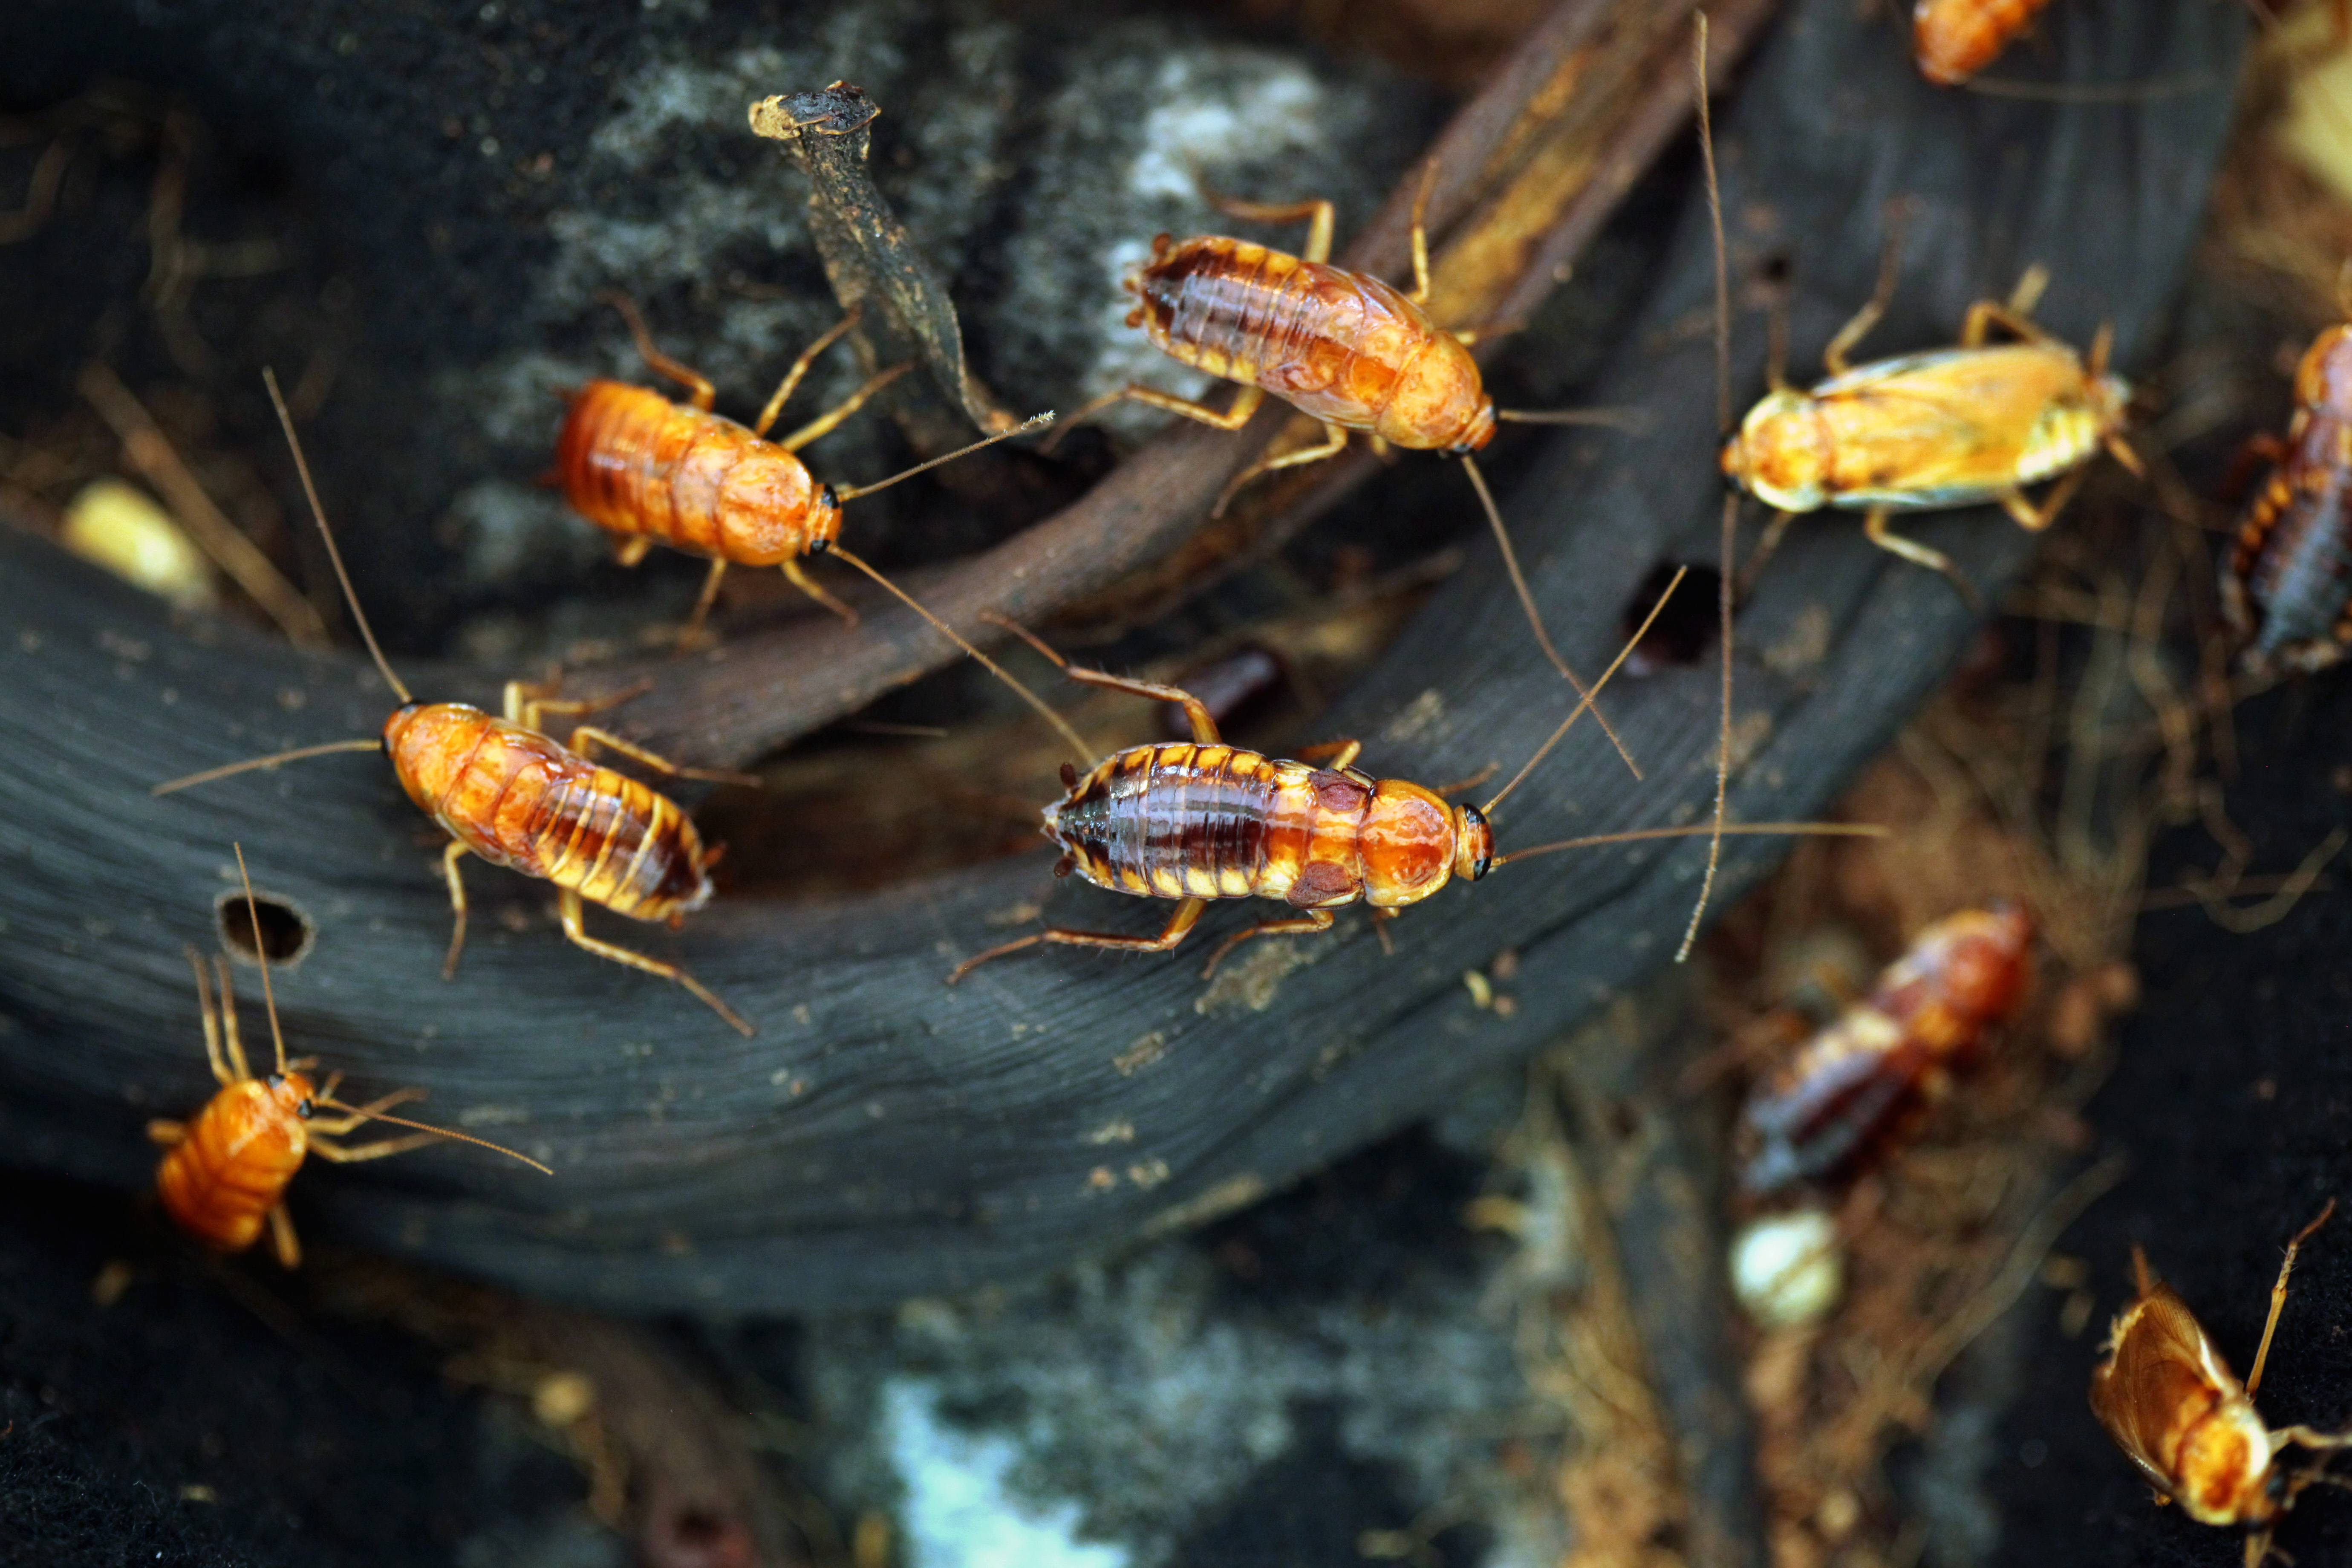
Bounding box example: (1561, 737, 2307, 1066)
(945, 571, 1883, 984)
(554, 294, 1051, 647)
(1047, 168, 1642, 777)
(150, 847, 549, 1268)
(1720, 249, 2140, 607)
(1912, 0, 2054, 86)
(2092, 1200, 2352, 1567)
(153, 371, 763, 1035)
(1736, 904, 2035, 1198)
(2222, 314, 2352, 677)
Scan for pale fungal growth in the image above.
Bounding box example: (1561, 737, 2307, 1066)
(1730, 1207, 1843, 1328)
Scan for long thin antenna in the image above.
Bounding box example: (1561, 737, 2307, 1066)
(310, 1096, 554, 1175)
(1483, 565, 1687, 816)
(234, 843, 289, 1076)
(828, 547, 1095, 761)
(263, 367, 412, 705)
(1460, 453, 1640, 779)
(1490, 820, 1886, 870)
(832, 412, 1056, 502)
(1680, 10, 1735, 964)
(154, 737, 385, 796)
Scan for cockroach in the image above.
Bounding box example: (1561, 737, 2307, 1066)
(555, 294, 1049, 646)
(1049, 170, 1642, 775)
(2222, 319, 2352, 677)
(1720, 250, 2140, 606)
(944, 572, 1883, 983)
(1912, 0, 2053, 86)
(1736, 904, 2035, 1198)
(153, 371, 765, 1034)
(2092, 1201, 2352, 1567)
(149, 847, 549, 1268)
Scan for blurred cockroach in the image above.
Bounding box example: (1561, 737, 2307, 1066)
(1912, 0, 2053, 86)
(2092, 1201, 2352, 1568)
(1048, 170, 1642, 775)
(945, 571, 1884, 983)
(1737, 903, 2034, 1197)
(555, 295, 1050, 646)
(2222, 315, 2352, 677)
(154, 371, 763, 1034)
(150, 847, 549, 1268)
(1720, 250, 2139, 607)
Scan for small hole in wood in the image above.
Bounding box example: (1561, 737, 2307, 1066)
(214, 887, 315, 966)
(1620, 560, 1722, 673)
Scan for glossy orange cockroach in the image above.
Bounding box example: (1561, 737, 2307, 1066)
(945, 572, 1882, 984)
(1050, 171, 1640, 774)
(150, 848, 549, 1268)
(2092, 1201, 2352, 1567)
(1736, 903, 2035, 1198)
(2222, 317, 2352, 677)
(1912, 0, 2053, 86)
(154, 372, 764, 1034)
(555, 295, 1049, 646)
(1720, 255, 2140, 606)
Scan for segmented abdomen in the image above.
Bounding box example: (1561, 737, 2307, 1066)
(156, 1084, 301, 1252)
(1134, 237, 1422, 436)
(554, 380, 820, 564)
(1912, 0, 2051, 84)
(1048, 743, 1325, 902)
(2228, 418, 2352, 672)
(399, 710, 711, 924)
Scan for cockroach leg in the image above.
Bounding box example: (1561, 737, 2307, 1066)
(2249, 1200, 2338, 1398)
(309, 1130, 443, 1163)
(187, 948, 236, 1087)
(600, 290, 716, 412)
(986, 618, 1225, 746)
(749, 305, 863, 439)
(1999, 466, 2089, 534)
(556, 888, 753, 1037)
(1294, 738, 1365, 771)
(1199, 907, 1335, 979)
(560, 726, 760, 787)
(949, 898, 1213, 984)
(303, 1086, 425, 1137)
(211, 956, 252, 1082)
(773, 360, 914, 454)
(1820, 214, 1911, 376)
(440, 841, 473, 979)
(681, 556, 733, 647)
(1214, 419, 1352, 517)
(267, 1206, 301, 1270)
(146, 1119, 188, 1147)
(1204, 193, 1335, 266)
(1862, 506, 1982, 610)
(780, 557, 859, 627)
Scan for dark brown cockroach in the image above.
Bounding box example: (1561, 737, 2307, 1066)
(150, 847, 548, 1268)
(944, 572, 1883, 983)
(153, 371, 765, 1034)
(1049, 169, 1641, 775)
(1736, 904, 2035, 1198)
(554, 295, 1048, 646)
(1912, 0, 2054, 85)
(2222, 320, 2352, 677)
(2092, 1201, 2352, 1567)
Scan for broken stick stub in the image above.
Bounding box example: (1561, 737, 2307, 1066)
(748, 80, 1016, 440)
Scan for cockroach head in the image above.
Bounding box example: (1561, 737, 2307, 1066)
(1455, 804, 1494, 881)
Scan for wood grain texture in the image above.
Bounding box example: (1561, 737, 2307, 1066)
(0, 0, 2243, 1310)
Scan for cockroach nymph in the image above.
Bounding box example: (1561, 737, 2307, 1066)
(945, 574, 1881, 984)
(1737, 904, 2035, 1198)
(1912, 0, 2054, 87)
(150, 847, 549, 1268)
(2092, 1201, 2352, 1567)
(2222, 316, 2352, 677)
(155, 371, 762, 1035)
(554, 294, 1050, 647)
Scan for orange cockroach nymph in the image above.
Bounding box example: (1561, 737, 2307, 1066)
(155, 371, 764, 1034)
(945, 571, 1882, 984)
(1911, 0, 2054, 86)
(2091, 1201, 2352, 1566)
(149, 847, 549, 1268)
(1048, 164, 1642, 775)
